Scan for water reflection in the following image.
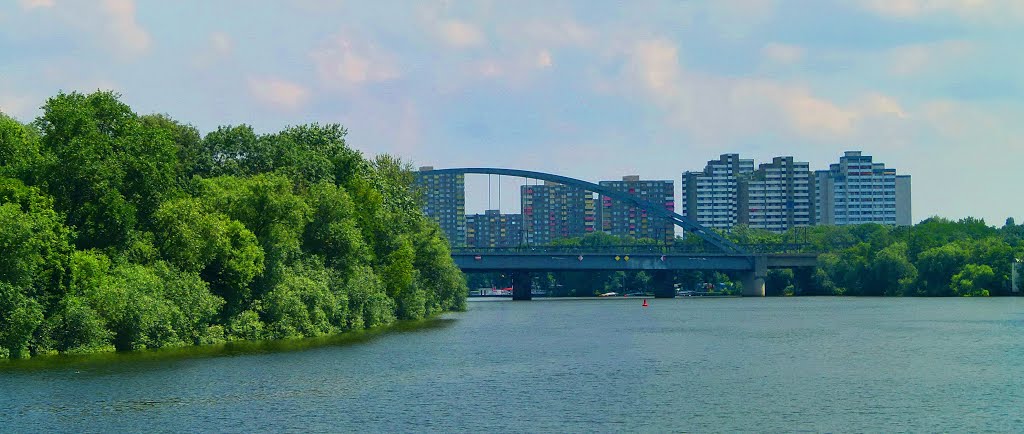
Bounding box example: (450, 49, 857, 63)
(0, 317, 456, 374)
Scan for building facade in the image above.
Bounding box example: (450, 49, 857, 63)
(415, 166, 466, 247)
(599, 175, 675, 244)
(520, 181, 596, 245)
(896, 175, 912, 226)
(814, 151, 911, 226)
(466, 210, 523, 248)
(744, 156, 814, 232)
(681, 154, 755, 230)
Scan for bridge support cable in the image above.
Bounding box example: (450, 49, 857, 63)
(423, 168, 748, 256)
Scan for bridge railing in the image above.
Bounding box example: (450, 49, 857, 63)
(451, 243, 818, 255)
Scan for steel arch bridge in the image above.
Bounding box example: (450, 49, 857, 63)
(420, 167, 747, 255)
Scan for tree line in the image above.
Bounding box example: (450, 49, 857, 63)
(729, 219, 1024, 296)
(0, 91, 466, 359)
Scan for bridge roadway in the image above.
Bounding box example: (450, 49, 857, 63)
(452, 251, 819, 300)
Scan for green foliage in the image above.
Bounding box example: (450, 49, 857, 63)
(303, 182, 368, 276)
(196, 124, 264, 177)
(80, 262, 223, 351)
(227, 309, 265, 341)
(261, 261, 345, 339)
(152, 197, 264, 313)
(870, 242, 917, 296)
(33, 91, 179, 250)
(45, 295, 113, 354)
(0, 179, 74, 312)
(0, 113, 45, 182)
(140, 114, 204, 186)
(916, 244, 970, 296)
(0, 283, 44, 358)
(728, 225, 783, 246)
(345, 266, 396, 330)
(158, 263, 225, 344)
(545, 216, 1023, 298)
(197, 174, 309, 294)
(0, 91, 466, 358)
(951, 264, 995, 297)
(765, 269, 795, 296)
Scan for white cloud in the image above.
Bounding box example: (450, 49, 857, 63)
(536, 49, 553, 68)
(886, 40, 974, 77)
(247, 77, 310, 111)
(20, 0, 151, 58)
(761, 43, 804, 65)
(858, 0, 1024, 22)
(613, 38, 909, 142)
(463, 50, 560, 85)
(438, 19, 485, 48)
(860, 0, 986, 17)
(100, 0, 151, 57)
(18, 0, 54, 10)
(507, 19, 593, 49)
(627, 39, 684, 101)
(310, 35, 400, 89)
(193, 31, 233, 68)
(475, 59, 503, 78)
(730, 79, 858, 138)
(859, 93, 907, 119)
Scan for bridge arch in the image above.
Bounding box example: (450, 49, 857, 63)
(420, 167, 747, 255)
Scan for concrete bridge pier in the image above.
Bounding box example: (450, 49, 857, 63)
(741, 256, 768, 297)
(652, 270, 675, 298)
(511, 271, 532, 301)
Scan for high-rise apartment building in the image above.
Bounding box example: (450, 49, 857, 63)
(681, 154, 755, 230)
(814, 151, 911, 226)
(415, 166, 466, 247)
(744, 156, 813, 232)
(599, 176, 675, 244)
(896, 175, 912, 226)
(520, 181, 596, 245)
(466, 210, 522, 248)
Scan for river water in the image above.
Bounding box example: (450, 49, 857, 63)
(3, 297, 1024, 432)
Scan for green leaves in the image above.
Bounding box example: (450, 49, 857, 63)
(951, 264, 995, 297)
(0, 283, 44, 358)
(45, 295, 113, 354)
(32, 91, 179, 250)
(0, 91, 466, 358)
(152, 197, 265, 312)
(871, 242, 918, 296)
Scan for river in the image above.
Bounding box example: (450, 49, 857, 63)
(3, 297, 1024, 432)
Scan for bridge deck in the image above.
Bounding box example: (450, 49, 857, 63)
(452, 252, 817, 271)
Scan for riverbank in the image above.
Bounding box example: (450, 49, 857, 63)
(0, 316, 456, 371)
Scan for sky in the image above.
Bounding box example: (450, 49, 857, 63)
(1, 0, 1021, 224)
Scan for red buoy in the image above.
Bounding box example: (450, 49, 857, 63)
(642, 299, 648, 307)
